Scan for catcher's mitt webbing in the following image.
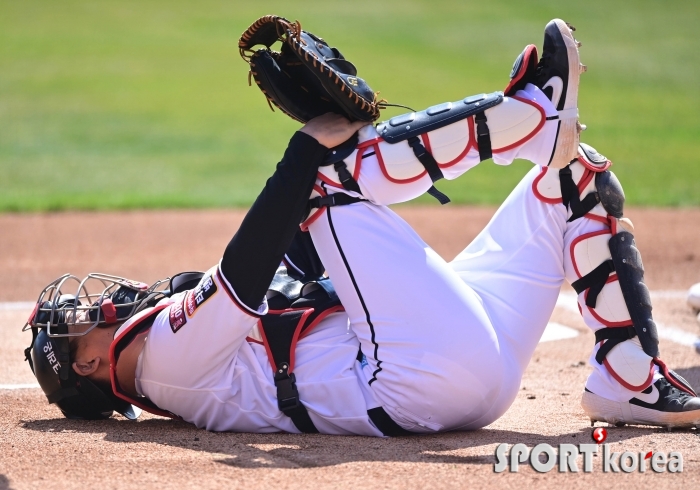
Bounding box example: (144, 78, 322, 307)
(239, 15, 381, 123)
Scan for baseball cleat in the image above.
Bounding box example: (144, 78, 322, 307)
(582, 376, 700, 429)
(535, 19, 584, 168)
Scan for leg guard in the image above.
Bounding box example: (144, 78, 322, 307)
(313, 86, 555, 211)
(535, 143, 660, 391)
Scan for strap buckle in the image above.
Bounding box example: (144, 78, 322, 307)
(314, 195, 338, 209)
(407, 137, 426, 157)
(274, 365, 301, 412)
(474, 112, 492, 161)
(333, 161, 362, 193)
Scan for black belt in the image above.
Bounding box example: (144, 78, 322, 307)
(368, 407, 413, 437)
(356, 349, 413, 436)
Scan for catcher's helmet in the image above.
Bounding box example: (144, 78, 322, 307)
(23, 273, 170, 420)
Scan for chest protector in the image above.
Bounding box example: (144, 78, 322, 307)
(248, 267, 344, 433)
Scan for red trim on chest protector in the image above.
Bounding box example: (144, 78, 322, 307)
(300, 184, 328, 232)
(109, 304, 181, 419)
(255, 305, 345, 374)
(317, 149, 364, 190)
(257, 308, 313, 374)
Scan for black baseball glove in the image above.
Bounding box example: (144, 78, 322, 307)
(239, 15, 382, 123)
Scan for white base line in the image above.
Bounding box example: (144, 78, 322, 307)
(555, 290, 699, 347)
(541, 322, 579, 342)
(0, 383, 40, 390)
(0, 301, 36, 311)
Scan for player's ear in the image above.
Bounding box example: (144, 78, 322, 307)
(72, 357, 101, 377)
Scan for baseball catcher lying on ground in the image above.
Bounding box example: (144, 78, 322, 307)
(23, 18, 700, 435)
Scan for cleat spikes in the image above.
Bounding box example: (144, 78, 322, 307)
(579, 63, 588, 73)
(577, 122, 587, 132)
(566, 22, 577, 32)
(576, 40, 582, 48)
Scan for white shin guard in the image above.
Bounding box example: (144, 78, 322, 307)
(533, 149, 658, 397)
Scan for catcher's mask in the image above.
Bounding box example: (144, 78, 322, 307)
(22, 273, 170, 420)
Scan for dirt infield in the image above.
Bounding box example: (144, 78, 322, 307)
(1, 206, 700, 489)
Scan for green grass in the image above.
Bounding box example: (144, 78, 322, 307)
(1, 0, 699, 210)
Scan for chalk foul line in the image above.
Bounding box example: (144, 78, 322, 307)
(0, 383, 40, 390)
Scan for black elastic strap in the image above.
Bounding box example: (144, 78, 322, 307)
(559, 166, 601, 222)
(274, 368, 319, 433)
(308, 193, 364, 211)
(333, 161, 362, 194)
(474, 112, 492, 161)
(406, 136, 451, 205)
(367, 407, 413, 437)
(407, 136, 444, 182)
(594, 327, 636, 364)
(571, 259, 615, 308)
(427, 186, 451, 205)
(356, 348, 412, 437)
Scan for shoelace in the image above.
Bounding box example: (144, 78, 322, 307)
(662, 380, 692, 405)
(535, 54, 551, 79)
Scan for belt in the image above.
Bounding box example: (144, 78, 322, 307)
(357, 348, 413, 436)
(367, 407, 413, 437)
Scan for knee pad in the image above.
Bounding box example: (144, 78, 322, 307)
(532, 142, 619, 222)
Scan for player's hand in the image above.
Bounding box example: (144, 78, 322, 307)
(299, 113, 369, 149)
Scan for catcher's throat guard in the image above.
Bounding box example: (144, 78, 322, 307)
(23, 273, 174, 420)
(239, 15, 381, 123)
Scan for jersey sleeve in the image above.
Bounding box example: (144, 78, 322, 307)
(219, 131, 328, 310)
(138, 265, 264, 389)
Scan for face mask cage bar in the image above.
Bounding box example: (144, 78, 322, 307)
(22, 273, 170, 338)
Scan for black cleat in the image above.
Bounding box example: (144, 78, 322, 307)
(582, 375, 700, 429)
(535, 19, 584, 111)
(534, 19, 584, 168)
